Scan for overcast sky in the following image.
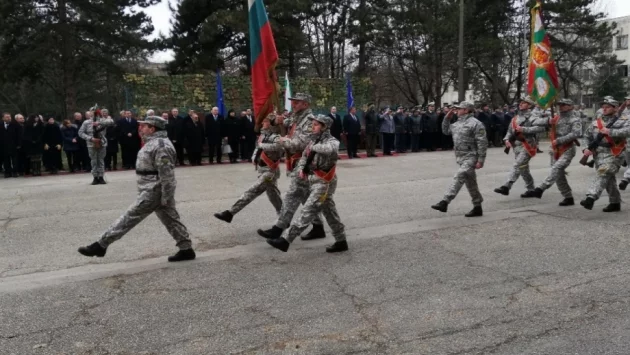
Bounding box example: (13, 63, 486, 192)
(145, 0, 630, 63)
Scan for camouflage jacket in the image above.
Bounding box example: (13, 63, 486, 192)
(584, 113, 630, 154)
(442, 113, 488, 164)
(503, 109, 545, 147)
(253, 128, 283, 171)
(536, 110, 582, 146)
(78, 117, 114, 148)
(297, 131, 339, 177)
(135, 130, 178, 204)
(282, 108, 315, 155)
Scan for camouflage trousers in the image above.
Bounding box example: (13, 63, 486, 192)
(538, 147, 575, 199)
(587, 151, 624, 204)
(504, 145, 535, 191)
(229, 167, 282, 215)
(284, 177, 346, 243)
(623, 148, 630, 180)
(99, 190, 192, 250)
(443, 158, 483, 206)
(88, 147, 106, 178)
(275, 172, 323, 229)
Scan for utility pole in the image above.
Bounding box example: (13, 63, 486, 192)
(458, 0, 465, 102)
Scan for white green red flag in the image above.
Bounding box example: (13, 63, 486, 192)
(527, 0, 559, 109)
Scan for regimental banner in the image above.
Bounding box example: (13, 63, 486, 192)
(527, 0, 559, 109)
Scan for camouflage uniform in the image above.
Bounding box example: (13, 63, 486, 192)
(501, 106, 544, 192)
(98, 117, 192, 250)
(622, 100, 630, 182)
(273, 97, 323, 229)
(440, 108, 488, 206)
(535, 102, 582, 199)
(229, 127, 284, 215)
(583, 107, 630, 205)
(78, 115, 114, 178)
(283, 116, 346, 244)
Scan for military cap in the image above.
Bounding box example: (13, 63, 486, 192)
(427, 102, 436, 106)
(625, 96, 630, 100)
(453, 101, 475, 110)
(312, 114, 333, 128)
(600, 98, 620, 107)
(603, 95, 615, 101)
(520, 96, 536, 106)
(556, 98, 574, 106)
(138, 116, 167, 130)
(288, 93, 312, 103)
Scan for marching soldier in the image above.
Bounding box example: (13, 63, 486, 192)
(581, 98, 630, 212)
(494, 96, 545, 198)
(257, 93, 326, 241)
(267, 114, 348, 253)
(214, 113, 284, 222)
(530, 99, 582, 205)
(78, 109, 114, 185)
(77, 116, 196, 262)
(620, 96, 630, 190)
(431, 101, 488, 217)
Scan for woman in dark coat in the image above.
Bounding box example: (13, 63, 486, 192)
(223, 109, 242, 163)
(105, 123, 119, 170)
(42, 117, 63, 174)
(183, 112, 205, 166)
(60, 119, 80, 173)
(23, 115, 45, 175)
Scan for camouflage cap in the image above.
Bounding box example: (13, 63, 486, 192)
(288, 92, 312, 103)
(312, 114, 333, 128)
(520, 96, 536, 106)
(600, 98, 620, 107)
(603, 95, 615, 101)
(453, 101, 475, 110)
(556, 98, 574, 106)
(138, 116, 167, 129)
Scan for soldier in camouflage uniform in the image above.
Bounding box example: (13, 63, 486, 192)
(580, 98, 630, 212)
(267, 114, 348, 253)
(257, 93, 326, 241)
(78, 116, 195, 262)
(431, 101, 488, 217)
(214, 113, 284, 222)
(620, 96, 630, 190)
(529, 99, 582, 205)
(79, 109, 114, 185)
(494, 96, 545, 198)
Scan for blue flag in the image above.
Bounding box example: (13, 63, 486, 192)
(346, 72, 354, 111)
(216, 69, 227, 117)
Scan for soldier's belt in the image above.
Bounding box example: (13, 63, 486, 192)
(259, 151, 280, 170)
(312, 165, 337, 183)
(136, 170, 159, 176)
(286, 152, 302, 172)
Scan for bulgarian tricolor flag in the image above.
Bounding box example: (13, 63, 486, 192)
(248, 0, 280, 128)
(527, 0, 559, 109)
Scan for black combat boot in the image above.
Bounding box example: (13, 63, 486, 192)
(619, 179, 629, 191)
(580, 197, 595, 210)
(520, 190, 536, 198)
(98, 177, 107, 184)
(603, 203, 621, 213)
(301, 224, 326, 241)
(494, 186, 510, 196)
(168, 248, 196, 262)
(91, 177, 99, 185)
(78, 242, 107, 257)
(257, 225, 283, 239)
(464, 206, 483, 217)
(558, 198, 575, 206)
(267, 237, 290, 252)
(326, 240, 349, 253)
(532, 188, 544, 199)
(214, 210, 233, 223)
(431, 200, 448, 213)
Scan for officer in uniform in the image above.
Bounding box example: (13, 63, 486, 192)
(79, 109, 114, 185)
(530, 99, 582, 205)
(364, 103, 379, 157)
(267, 114, 348, 253)
(431, 101, 488, 217)
(78, 116, 196, 262)
(214, 113, 284, 222)
(494, 96, 544, 198)
(257, 93, 326, 241)
(581, 98, 630, 212)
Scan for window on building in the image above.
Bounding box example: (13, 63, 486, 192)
(616, 35, 628, 50)
(617, 65, 628, 77)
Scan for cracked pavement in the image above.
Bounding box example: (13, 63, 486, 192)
(3, 147, 630, 354)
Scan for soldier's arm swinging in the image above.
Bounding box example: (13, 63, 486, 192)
(155, 147, 177, 205)
(78, 120, 91, 142)
(310, 139, 339, 155)
(474, 121, 489, 166)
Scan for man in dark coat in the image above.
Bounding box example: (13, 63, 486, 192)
(421, 103, 438, 151)
(240, 109, 256, 162)
(364, 103, 379, 157)
(328, 106, 343, 141)
(1, 113, 21, 177)
(73, 112, 91, 172)
(343, 106, 362, 158)
(183, 112, 205, 166)
(490, 107, 505, 147)
(117, 110, 141, 169)
(477, 104, 494, 147)
(167, 108, 185, 165)
(205, 106, 225, 164)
